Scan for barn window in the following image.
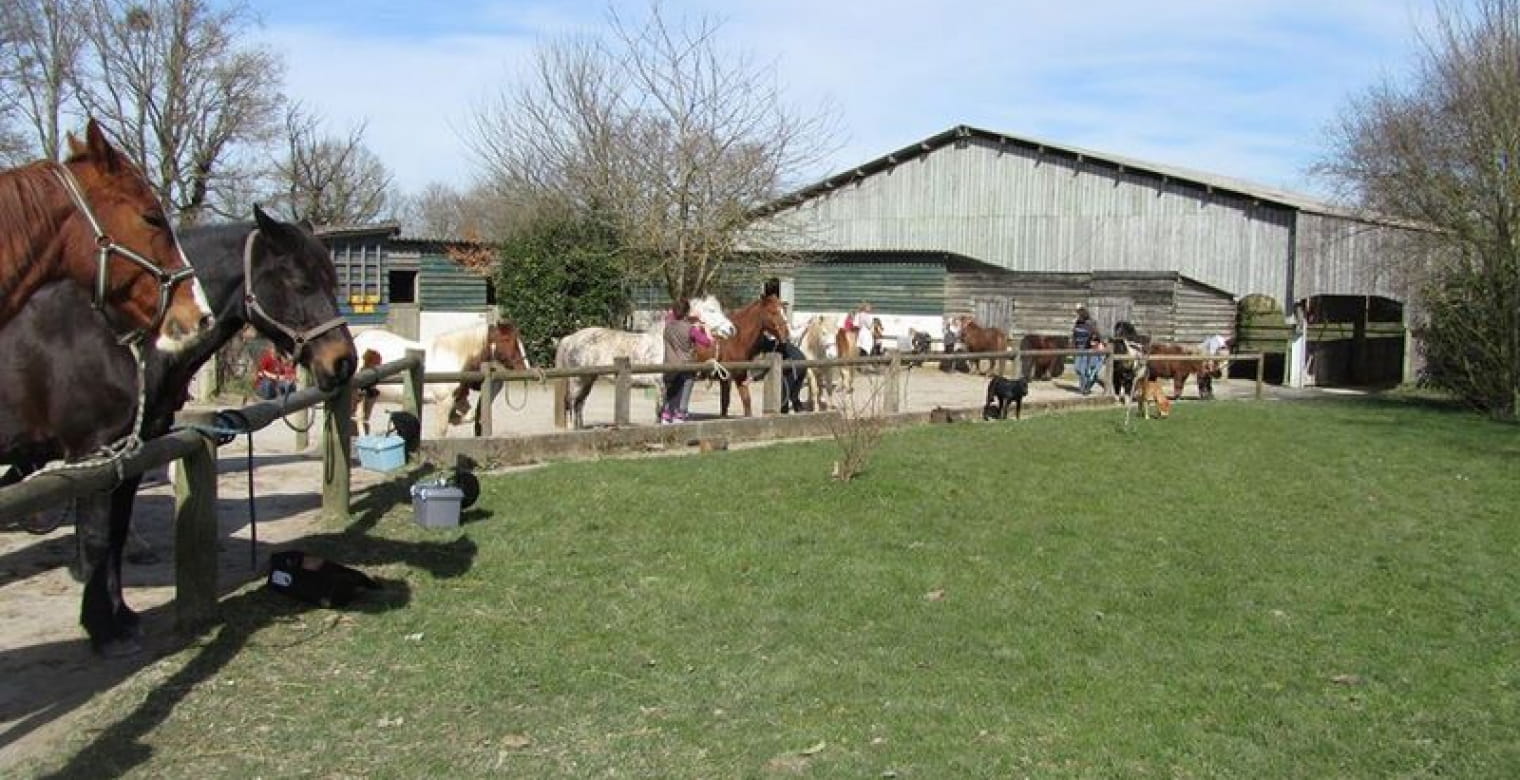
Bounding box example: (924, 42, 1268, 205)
(388, 270, 417, 304)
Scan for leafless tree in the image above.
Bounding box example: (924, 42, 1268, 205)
(1318, 0, 1520, 418)
(0, 0, 85, 161)
(72, 0, 283, 224)
(273, 103, 394, 225)
(469, 1, 836, 300)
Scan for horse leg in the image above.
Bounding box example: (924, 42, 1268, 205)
(737, 379, 753, 416)
(78, 485, 141, 656)
(719, 380, 732, 417)
(572, 377, 596, 429)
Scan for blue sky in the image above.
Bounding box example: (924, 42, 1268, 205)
(253, 0, 1438, 202)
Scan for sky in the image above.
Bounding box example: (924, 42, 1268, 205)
(252, 0, 1441, 203)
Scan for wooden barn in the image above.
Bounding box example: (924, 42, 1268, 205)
(317, 225, 497, 343)
(748, 124, 1421, 386)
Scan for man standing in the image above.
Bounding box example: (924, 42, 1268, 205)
(1072, 305, 1103, 395)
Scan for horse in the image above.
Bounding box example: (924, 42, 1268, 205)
(0, 118, 213, 350)
(0, 206, 356, 655)
(797, 314, 838, 411)
(554, 295, 733, 430)
(354, 322, 531, 437)
(1143, 343, 1216, 400)
(759, 335, 808, 414)
(1018, 334, 1069, 380)
(695, 294, 791, 417)
(956, 316, 1009, 375)
(1108, 321, 1147, 403)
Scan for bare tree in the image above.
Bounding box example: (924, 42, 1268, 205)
(469, 2, 836, 300)
(1318, 0, 1520, 418)
(0, 0, 85, 161)
(273, 103, 393, 225)
(72, 0, 283, 224)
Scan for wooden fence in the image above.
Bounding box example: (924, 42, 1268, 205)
(0, 346, 1260, 633)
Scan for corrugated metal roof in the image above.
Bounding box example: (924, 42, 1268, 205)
(758, 124, 1358, 219)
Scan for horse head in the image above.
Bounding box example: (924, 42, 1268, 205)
(757, 294, 790, 343)
(691, 294, 735, 338)
(54, 119, 214, 351)
(447, 321, 531, 425)
(244, 206, 356, 391)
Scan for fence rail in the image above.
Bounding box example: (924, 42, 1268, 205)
(0, 345, 1260, 633)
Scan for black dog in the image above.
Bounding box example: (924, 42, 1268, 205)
(983, 375, 1028, 420)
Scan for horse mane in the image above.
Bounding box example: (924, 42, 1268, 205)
(0, 161, 69, 272)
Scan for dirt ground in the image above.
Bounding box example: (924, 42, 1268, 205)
(0, 366, 1255, 770)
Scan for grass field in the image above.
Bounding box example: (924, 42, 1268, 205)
(20, 396, 1520, 777)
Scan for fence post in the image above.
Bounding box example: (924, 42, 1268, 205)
(403, 348, 425, 423)
(477, 361, 495, 437)
(1099, 350, 1113, 394)
(763, 352, 782, 414)
(614, 357, 632, 426)
(1255, 354, 1265, 400)
(173, 410, 219, 633)
(554, 379, 567, 429)
(322, 382, 354, 520)
(295, 365, 313, 451)
(884, 351, 901, 413)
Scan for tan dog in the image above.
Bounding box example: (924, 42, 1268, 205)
(1138, 377, 1172, 419)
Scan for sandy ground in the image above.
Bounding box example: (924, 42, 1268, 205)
(0, 365, 1256, 770)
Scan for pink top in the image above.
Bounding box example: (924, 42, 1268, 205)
(690, 323, 713, 348)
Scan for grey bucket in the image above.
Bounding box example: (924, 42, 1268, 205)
(411, 481, 464, 529)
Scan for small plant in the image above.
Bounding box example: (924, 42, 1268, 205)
(823, 364, 892, 481)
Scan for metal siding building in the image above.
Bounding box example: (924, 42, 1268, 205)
(750, 125, 1424, 384)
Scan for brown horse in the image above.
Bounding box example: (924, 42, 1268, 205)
(1019, 334, 1070, 380)
(0, 119, 212, 350)
(695, 294, 790, 417)
(1143, 343, 1219, 400)
(957, 316, 1009, 375)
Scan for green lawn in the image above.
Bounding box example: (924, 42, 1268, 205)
(23, 397, 1520, 778)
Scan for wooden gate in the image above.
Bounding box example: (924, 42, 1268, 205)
(973, 297, 1014, 333)
(1087, 296, 1133, 338)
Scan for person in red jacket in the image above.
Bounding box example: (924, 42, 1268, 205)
(255, 343, 297, 400)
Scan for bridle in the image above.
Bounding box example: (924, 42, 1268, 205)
(241, 230, 347, 360)
(51, 162, 197, 346)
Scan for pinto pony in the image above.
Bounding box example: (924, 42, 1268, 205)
(354, 323, 530, 437)
(0, 207, 355, 655)
(695, 294, 790, 417)
(0, 119, 212, 350)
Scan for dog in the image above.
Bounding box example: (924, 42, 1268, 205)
(983, 375, 1028, 420)
(1137, 377, 1172, 419)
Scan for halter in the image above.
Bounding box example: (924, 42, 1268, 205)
(51, 162, 197, 346)
(241, 230, 347, 359)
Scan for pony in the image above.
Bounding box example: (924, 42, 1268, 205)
(0, 118, 212, 350)
(0, 206, 356, 655)
(554, 295, 733, 430)
(1018, 334, 1069, 380)
(956, 315, 1009, 375)
(833, 313, 886, 394)
(695, 294, 791, 417)
(797, 314, 838, 411)
(353, 322, 530, 437)
(1108, 321, 1147, 403)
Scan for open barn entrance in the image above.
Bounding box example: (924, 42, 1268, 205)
(1300, 295, 1406, 387)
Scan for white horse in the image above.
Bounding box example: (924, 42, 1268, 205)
(796, 314, 838, 411)
(554, 295, 733, 429)
(354, 321, 529, 437)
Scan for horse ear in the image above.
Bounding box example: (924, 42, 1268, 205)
(83, 119, 122, 172)
(253, 204, 302, 250)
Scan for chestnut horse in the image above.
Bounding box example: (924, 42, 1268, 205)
(957, 316, 1009, 375)
(0, 119, 212, 350)
(695, 294, 790, 417)
(1019, 334, 1069, 380)
(1145, 342, 1228, 400)
(0, 207, 355, 655)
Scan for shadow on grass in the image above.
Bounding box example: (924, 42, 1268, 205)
(4, 466, 481, 777)
(35, 580, 412, 780)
